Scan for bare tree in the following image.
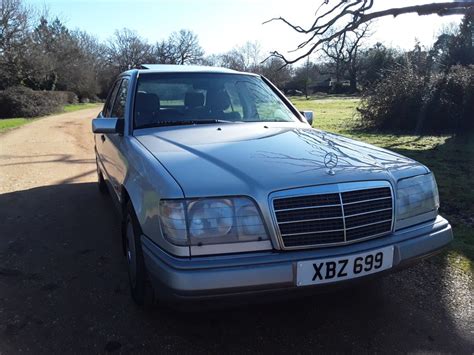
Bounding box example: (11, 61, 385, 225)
(265, 0, 474, 65)
(322, 22, 371, 91)
(356, 42, 402, 90)
(68, 30, 107, 98)
(107, 28, 153, 72)
(0, 0, 29, 53)
(154, 39, 178, 64)
(260, 57, 293, 89)
(215, 41, 263, 72)
(304, 56, 311, 98)
(321, 29, 346, 84)
(153, 29, 204, 65)
(239, 41, 263, 71)
(169, 29, 204, 65)
(0, 0, 31, 88)
(218, 49, 247, 71)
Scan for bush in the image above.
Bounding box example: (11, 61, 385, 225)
(63, 91, 79, 104)
(359, 65, 474, 133)
(427, 66, 474, 132)
(358, 66, 427, 131)
(0, 86, 77, 118)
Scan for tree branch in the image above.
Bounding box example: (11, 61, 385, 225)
(265, 1, 474, 66)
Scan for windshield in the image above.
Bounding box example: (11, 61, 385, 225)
(133, 72, 298, 129)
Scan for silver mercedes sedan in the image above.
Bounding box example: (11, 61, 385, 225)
(92, 64, 452, 307)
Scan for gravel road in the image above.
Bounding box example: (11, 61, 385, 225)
(0, 108, 472, 353)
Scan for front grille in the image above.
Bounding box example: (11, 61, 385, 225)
(272, 186, 393, 249)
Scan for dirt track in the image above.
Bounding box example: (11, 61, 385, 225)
(0, 109, 473, 353)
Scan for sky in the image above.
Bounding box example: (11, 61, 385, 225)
(27, 0, 463, 62)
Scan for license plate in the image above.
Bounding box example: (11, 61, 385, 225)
(296, 246, 394, 286)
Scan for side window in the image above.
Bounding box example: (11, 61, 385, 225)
(103, 80, 121, 117)
(110, 79, 129, 119)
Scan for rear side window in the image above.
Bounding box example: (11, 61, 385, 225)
(111, 79, 129, 119)
(103, 80, 121, 117)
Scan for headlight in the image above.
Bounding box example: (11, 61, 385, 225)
(188, 199, 234, 239)
(396, 173, 439, 226)
(159, 200, 187, 245)
(159, 197, 268, 246)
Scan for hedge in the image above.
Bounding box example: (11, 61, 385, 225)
(358, 65, 474, 134)
(0, 86, 78, 119)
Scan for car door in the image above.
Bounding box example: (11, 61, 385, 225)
(96, 79, 121, 181)
(101, 78, 129, 200)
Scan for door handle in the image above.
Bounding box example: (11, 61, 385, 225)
(101, 134, 106, 143)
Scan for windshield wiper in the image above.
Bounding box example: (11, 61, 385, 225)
(137, 119, 231, 129)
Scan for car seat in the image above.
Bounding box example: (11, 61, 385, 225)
(184, 92, 208, 119)
(134, 92, 160, 128)
(205, 89, 241, 121)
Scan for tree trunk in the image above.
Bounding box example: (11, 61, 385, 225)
(349, 69, 357, 93)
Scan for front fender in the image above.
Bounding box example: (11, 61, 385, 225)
(121, 137, 189, 257)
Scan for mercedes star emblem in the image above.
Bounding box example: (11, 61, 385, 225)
(324, 152, 338, 175)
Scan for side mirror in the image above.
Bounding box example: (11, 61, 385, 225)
(300, 111, 314, 126)
(92, 118, 124, 134)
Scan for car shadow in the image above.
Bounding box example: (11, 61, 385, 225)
(0, 183, 472, 353)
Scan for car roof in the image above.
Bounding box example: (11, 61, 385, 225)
(127, 64, 256, 76)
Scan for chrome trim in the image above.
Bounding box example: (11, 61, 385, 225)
(273, 203, 341, 212)
(281, 231, 394, 250)
(279, 220, 393, 238)
(339, 192, 347, 242)
(277, 215, 343, 224)
(345, 207, 392, 218)
(342, 196, 391, 206)
(269, 181, 395, 250)
(345, 219, 392, 231)
(282, 228, 345, 237)
(190, 240, 273, 256)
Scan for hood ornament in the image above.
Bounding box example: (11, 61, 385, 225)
(324, 152, 338, 175)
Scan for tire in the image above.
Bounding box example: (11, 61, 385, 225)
(96, 159, 108, 194)
(123, 201, 155, 307)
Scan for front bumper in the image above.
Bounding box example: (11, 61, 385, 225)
(142, 215, 452, 303)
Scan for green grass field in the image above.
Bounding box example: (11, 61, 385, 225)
(0, 103, 101, 133)
(63, 103, 101, 112)
(0, 118, 31, 132)
(292, 96, 474, 274)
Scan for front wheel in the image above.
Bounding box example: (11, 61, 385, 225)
(123, 202, 154, 306)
